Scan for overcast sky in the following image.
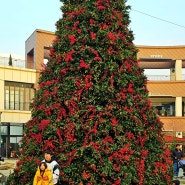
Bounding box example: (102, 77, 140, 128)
(0, 0, 185, 59)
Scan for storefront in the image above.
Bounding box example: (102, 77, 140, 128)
(0, 122, 23, 158)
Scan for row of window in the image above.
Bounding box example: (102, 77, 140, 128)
(4, 81, 35, 111)
(3, 81, 185, 117)
(154, 102, 176, 116)
(153, 102, 185, 117)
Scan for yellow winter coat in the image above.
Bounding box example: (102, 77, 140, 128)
(33, 168, 54, 185)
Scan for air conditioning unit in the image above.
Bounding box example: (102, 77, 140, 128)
(176, 132, 183, 138)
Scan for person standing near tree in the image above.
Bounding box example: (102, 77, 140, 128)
(42, 150, 60, 185)
(33, 162, 53, 185)
(171, 144, 183, 177)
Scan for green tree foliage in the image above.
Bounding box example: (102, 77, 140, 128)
(8, 54, 12, 66)
(6, 0, 173, 184)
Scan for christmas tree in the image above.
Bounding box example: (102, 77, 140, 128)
(6, 0, 173, 184)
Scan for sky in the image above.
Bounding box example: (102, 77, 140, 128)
(0, 0, 185, 59)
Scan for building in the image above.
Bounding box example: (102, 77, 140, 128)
(138, 46, 185, 140)
(25, 30, 185, 142)
(1, 29, 185, 157)
(0, 54, 36, 157)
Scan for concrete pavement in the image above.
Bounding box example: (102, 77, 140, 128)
(0, 158, 18, 183)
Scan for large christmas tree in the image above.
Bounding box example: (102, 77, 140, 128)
(6, 0, 173, 184)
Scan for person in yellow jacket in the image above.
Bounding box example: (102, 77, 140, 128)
(33, 162, 54, 185)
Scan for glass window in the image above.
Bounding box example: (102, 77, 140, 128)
(10, 137, 17, 143)
(5, 87, 9, 109)
(153, 102, 175, 116)
(4, 81, 35, 111)
(10, 136, 22, 156)
(10, 86, 15, 110)
(0, 126, 8, 135)
(10, 125, 23, 135)
(17, 137, 22, 147)
(15, 86, 19, 110)
(25, 87, 30, 110)
(20, 87, 24, 110)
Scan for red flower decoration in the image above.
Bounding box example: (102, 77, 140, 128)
(78, 59, 90, 69)
(85, 75, 93, 90)
(68, 35, 77, 45)
(90, 32, 96, 40)
(107, 32, 117, 41)
(110, 117, 119, 127)
(97, 5, 106, 10)
(141, 149, 149, 157)
(112, 179, 121, 185)
(82, 170, 91, 179)
(65, 49, 75, 62)
(60, 69, 67, 74)
(94, 56, 102, 61)
(57, 55, 62, 63)
(39, 120, 51, 131)
(89, 19, 95, 24)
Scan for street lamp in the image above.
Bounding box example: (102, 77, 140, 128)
(0, 112, 2, 157)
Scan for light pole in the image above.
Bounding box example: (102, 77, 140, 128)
(0, 112, 2, 157)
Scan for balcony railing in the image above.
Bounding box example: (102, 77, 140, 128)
(1, 55, 185, 78)
(146, 74, 185, 81)
(146, 75, 170, 81)
(0, 56, 35, 69)
(0, 56, 25, 68)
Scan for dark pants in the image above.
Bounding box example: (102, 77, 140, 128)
(173, 162, 179, 176)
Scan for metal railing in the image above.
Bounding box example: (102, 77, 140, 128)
(0, 56, 25, 68)
(1, 55, 185, 79)
(146, 74, 185, 81)
(0, 56, 35, 69)
(146, 75, 171, 81)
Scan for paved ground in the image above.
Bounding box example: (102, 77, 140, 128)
(0, 158, 18, 183)
(175, 168, 185, 184)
